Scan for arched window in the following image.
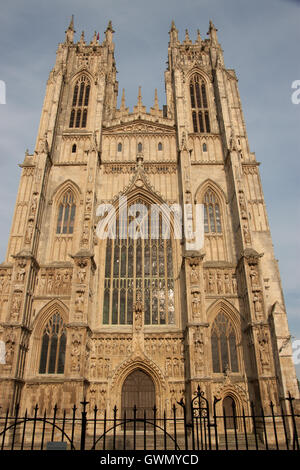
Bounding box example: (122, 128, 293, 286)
(69, 75, 90, 128)
(211, 312, 239, 373)
(39, 313, 66, 374)
(202, 142, 207, 152)
(190, 74, 211, 133)
(137, 142, 143, 153)
(103, 199, 175, 325)
(72, 143, 77, 153)
(118, 142, 122, 152)
(56, 190, 76, 235)
(158, 142, 163, 151)
(203, 189, 222, 233)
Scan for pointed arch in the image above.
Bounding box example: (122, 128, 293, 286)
(194, 180, 228, 261)
(69, 73, 91, 128)
(207, 298, 241, 329)
(49, 180, 81, 261)
(208, 299, 241, 374)
(51, 179, 81, 205)
(33, 299, 69, 335)
(110, 356, 167, 412)
(186, 67, 211, 85)
(194, 178, 228, 205)
(70, 69, 95, 86)
(100, 189, 178, 326)
(189, 72, 211, 133)
(30, 300, 69, 376)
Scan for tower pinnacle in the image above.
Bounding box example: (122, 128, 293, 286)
(169, 20, 178, 44)
(208, 20, 219, 44)
(65, 15, 75, 43)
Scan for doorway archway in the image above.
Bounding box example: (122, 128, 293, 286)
(223, 396, 236, 429)
(121, 369, 155, 422)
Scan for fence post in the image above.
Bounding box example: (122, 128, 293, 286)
(80, 398, 89, 451)
(286, 392, 299, 450)
(213, 396, 221, 450)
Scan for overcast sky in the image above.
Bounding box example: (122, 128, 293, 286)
(0, 0, 299, 379)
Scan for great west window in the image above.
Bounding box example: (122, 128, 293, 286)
(103, 199, 175, 325)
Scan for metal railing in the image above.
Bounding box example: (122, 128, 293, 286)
(0, 389, 299, 451)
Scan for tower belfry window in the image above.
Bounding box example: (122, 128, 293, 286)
(56, 190, 76, 235)
(190, 75, 211, 133)
(69, 75, 90, 128)
(203, 189, 222, 233)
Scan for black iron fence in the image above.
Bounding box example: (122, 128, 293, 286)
(0, 387, 299, 451)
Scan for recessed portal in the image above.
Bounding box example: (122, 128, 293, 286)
(121, 369, 155, 424)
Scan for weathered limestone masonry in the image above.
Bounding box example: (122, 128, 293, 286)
(0, 18, 298, 421)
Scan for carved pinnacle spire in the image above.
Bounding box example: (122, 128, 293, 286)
(105, 20, 115, 44)
(79, 31, 85, 45)
(137, 86, 143, 107)
(65, 14, 75, 43)
(133, 86, 146, 115)
(120, 88, 127, 112)
(208, 20, 218, 44)
(184, 28, 191, 43)
(169, 20, 178, 44)
(154, 88, 159, 110)
(91, 31, 98, 45)
(106, 20, 114, 32)
(196, 29, 202, 43)
(170, 20, 177, 31)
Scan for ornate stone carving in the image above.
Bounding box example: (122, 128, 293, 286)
(37, 268, 72, 295)
(4, 329, 16, 367)
(71, 333, 82, 373)
(204, 268, 237, 296)
(10, 290, 23, 321)
(191, 290, 201, 321)
(257, 327, 271, 374)
(25, 219, 34, 244)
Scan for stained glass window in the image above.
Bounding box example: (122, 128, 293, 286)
(103, 199, 175, 325)
(211, 312, 239, 373)
(39, 313, 66, 374)
(203, 189, 222, 234)
(56, 190, 76, 235)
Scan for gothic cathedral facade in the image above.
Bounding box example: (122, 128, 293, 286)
(0, 19, 298, 417)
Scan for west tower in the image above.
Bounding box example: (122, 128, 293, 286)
(0, 18, 298, 420)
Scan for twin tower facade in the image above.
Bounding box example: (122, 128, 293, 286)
(0, 18, 298, 417)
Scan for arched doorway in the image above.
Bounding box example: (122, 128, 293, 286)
(121, 369, 155, 424)
(223, 396, 236, 429)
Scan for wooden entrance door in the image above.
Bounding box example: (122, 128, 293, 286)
(223, 396, 235, 429)
(121, 370, 155, 423)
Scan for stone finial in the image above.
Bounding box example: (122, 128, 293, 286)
(169, 20, 178, 44)
(208, 20, 218, 44)
(133, 86, 146, 114)
(119, 88, 129, 116)
(184, 29, 192, 44)
(120, 88, 126, 110)
(65, 15, 75, 44)
(79, 31, 85, 45)
(105, 20, 115, 43)
(196, 29, 202, 44)
(170, 20, 177, 31)
(90, 31, 98, 46)
(137, 86, 142, 106)
(106, 20, 114, 32)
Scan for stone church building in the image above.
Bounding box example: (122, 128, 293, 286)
(0, 18, 298, 418)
